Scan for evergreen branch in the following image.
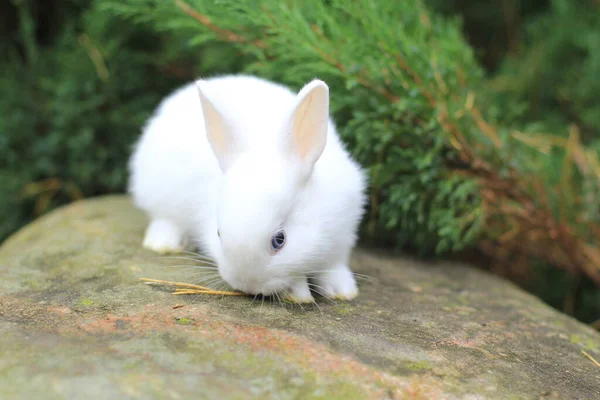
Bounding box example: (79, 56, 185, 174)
(173, 0, 264, 47)
(348, 12, 600, 284)
(308, 25, 399, 103)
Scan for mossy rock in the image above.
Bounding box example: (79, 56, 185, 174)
(0, 196, 598, 399)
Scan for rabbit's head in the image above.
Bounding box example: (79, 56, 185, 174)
(197, 79, 329, 295)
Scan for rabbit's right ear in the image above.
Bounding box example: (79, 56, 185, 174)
(282, 79, 329, 175)
(196, 81, 237, 172)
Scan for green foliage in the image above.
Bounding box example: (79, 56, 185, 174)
(487, 0, 600, 142)
(425, 0, 550, 71)
(0, 2, 172, 237)
(453, 0, 600, 323)
(0, 1, 246, 239)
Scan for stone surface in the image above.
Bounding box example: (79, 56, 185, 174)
(0, 195, 599, 399)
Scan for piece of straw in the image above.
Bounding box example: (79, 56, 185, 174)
(173, 289, 243, 296)
(582, 350, 600, 368)
(140, 277, 243, 296)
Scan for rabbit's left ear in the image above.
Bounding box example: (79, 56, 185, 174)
(197, 80, 239, 172)
(282, 79, 329, 171)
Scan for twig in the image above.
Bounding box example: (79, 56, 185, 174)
(78, 34, 109, 82)
(394, 53, 436, 107)
(21, 178, 84, 215)
(174, 0, 264, 47)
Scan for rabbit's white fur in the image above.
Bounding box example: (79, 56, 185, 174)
(128, 75, 366, 302)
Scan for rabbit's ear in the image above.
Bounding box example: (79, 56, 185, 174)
(283, 79, 329, 171)
(196, 81, 237, 172)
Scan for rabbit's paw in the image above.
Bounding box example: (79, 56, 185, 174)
(143, 219, 184, 254)
(282, 277, 314, 304)
(313, 265, 359, 300)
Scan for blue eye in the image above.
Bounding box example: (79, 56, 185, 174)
(271, 230, 286, 252)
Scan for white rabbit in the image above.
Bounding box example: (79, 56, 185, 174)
(128, 75, 367, 303)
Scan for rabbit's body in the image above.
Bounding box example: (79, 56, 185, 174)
(129, 75, 366, 302)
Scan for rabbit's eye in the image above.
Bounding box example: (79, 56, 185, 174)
(270, 230, 286, 252)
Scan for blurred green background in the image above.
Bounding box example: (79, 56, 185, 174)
(1, 0, 598, 326)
